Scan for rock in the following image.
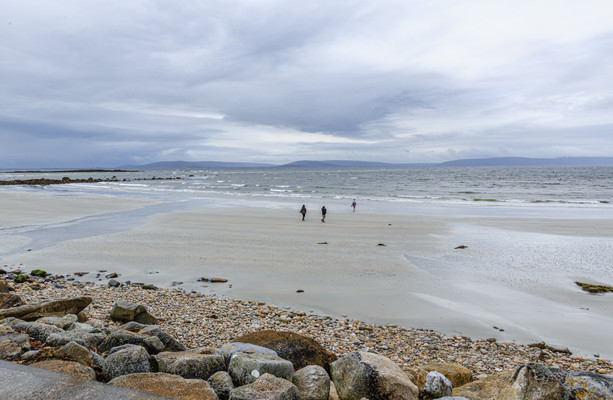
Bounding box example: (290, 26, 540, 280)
(117, 321, 147, 331)
(209, 371, 235, 400)
(497, 363, 568, 400)
(37, 314, 78, 330)
(98, 329, 165, 355)
(4, 318, 64, 342)
(550, 368, 613, 400)
(45, 329, 106, 348)
(103, 344, 151, 381)
(0, 296, 92, 321)
(229, 373, 298, 400)
(153, 348, 225, 380)
(54, 341, 105, 369)
(292, 365, 330, 400)
(108, 372, 219, 400)
(0, 290, 25, 309)
(108, 279, 121, 288)
(109, 300, 157, 325)
(421, 363, 473, 388)
(30, 269, 47, 277)
(452, 371, 512, 399)
(106, 273, 119, 279)
(423, 371, 453, 398)
(142, 284, 158, 290)
(0, 325, 31, 360)
(228, 352, 294, 387)
(141, 325, 187, 352)
(330, 351, 418, 400)
(217, 342, 278, 368)
(232, 330, 337, 372)
(329, 381, 341, 400)
(31, 359, 96, 381)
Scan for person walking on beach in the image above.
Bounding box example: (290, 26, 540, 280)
(300, 204, 307, 221)
(321, 205, 327, 222)
(351, 199, 357, 212)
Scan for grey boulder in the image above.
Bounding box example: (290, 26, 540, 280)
(0, 325, 31, 360)
(424, 371, 453, 398)
(230, 373, 298, 400)
(98, 329, 165, 355)
(109, 300, 157, 325)
(153, 348, 225, 380)
(498, 363, 568, 400)
(102, 344, 151, 381)
(218, 342, 278, 368)
(54, 341, 105, 369)
(140, 325, 187, 352)
(229, 352, 294, 387)
(293, 365, 330, 400)
(209, 370, 235, 400)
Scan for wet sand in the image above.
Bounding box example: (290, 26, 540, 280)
(1, 190, 612, 359)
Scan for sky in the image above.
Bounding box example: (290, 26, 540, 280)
(1, 0, 613, 168)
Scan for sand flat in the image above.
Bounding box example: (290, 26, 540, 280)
(1, 190, 613, 358)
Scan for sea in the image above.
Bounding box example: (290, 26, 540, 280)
(2, 166, 612, 217)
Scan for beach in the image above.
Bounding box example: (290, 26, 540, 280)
(1, 188, 612, 361)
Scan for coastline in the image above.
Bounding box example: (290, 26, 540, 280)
(1, 188, 612, 360)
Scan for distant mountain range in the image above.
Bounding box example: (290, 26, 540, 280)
(120, 157, 613, 170)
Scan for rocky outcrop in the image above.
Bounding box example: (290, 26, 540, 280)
(228, 352, 294, 387)
(153, 348, 225, 380)
(108, 372, 219, 400)
(102, 344, 151, 381)
(98, 329, 165, 355)
(230, 373, 298, 400)
(232, 330, 337, 372)
(109, 300, 157, 325)
(218, 342, 278, 368)
(54, 340, 105, 370)
(45, 329, 106, 348)
(0, 297, 92, 321)
(551, 368, 613, 400)
(330, 351, 419, 400)
(3, 318, 64, 342)
(292, 365, 330, 400)
(497, 363, 568, 400)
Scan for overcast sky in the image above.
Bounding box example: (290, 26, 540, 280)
(1, 1, 613, 168)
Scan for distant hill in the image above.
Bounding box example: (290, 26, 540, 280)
(437, 157, 613, 167)
(119, 161, 276, 170)
(117, 157, 613, 170)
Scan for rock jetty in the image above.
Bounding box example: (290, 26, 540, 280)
(1, 269, 612, 399)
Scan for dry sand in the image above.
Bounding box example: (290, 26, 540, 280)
(1, 190, 612, 359)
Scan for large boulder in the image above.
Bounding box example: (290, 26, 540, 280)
(218, 342, 278, 368)
(98, 329, 165, 355)
(232, 330, 337, 372)
(54, 341, 105, 369)
(153, 348, 225, 380)
(37, 314, 78, 330)
(0, 325, 31, 360)
(109, 300, 157, 325)
(330, 351, 418, 400)
(497, 363, 568, 400)
(293, 365, 330, 400)
(209, 371, 235, 400)
(0, 297, 92, 321)
(45, 329, 106, 348)
(0, 282, 25, 310)
(30, 359, 97, 381)
(551, 368, 613, 400)
(108, 372, 219, 400)
(230, 373, 298, 400)
(423, 371, 453, 398)
(140, 325, 187, 352)
(452, 371, 512, 399)
(421, 362, 473, 388)
(103, 344, 151, 381)
(228, 352, 294, 387)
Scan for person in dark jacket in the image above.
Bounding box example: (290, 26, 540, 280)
(321, 205, 327, 222)
(300, 204, 307, 221)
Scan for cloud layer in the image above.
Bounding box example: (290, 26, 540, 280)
(1, 0, 612, 167)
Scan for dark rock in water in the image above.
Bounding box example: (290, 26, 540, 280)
(209, 371, 234, 400)
(377, 243, 386, 246)
(330, 351, 418, 400)
(232, 330, 337, 372)
(198, 277, 210, 282)
(296, 289, 304, 293)
(230, 373, 298, 400)
(0, 296, 92, 321)
(108, 372, 218, 399)
(0, 269, 6, 275)
(141, 284, 157, 290)
(30, 269, 47, 277)
(575, 281, 613, 294)
(228, 352, 294, 387)
(98, 329, 165, 355)
(103, 344, 151, 382)
(14, 275, 27, 284)
(210, 278, 228, 283)
(105, 273, 119, 279)
(454, 245, 468, 249)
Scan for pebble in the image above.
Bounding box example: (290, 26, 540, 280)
(10, 279, 613, 377)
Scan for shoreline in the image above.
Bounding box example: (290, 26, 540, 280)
(7, 275, 612, 377)
(1, 189, 613, 360)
